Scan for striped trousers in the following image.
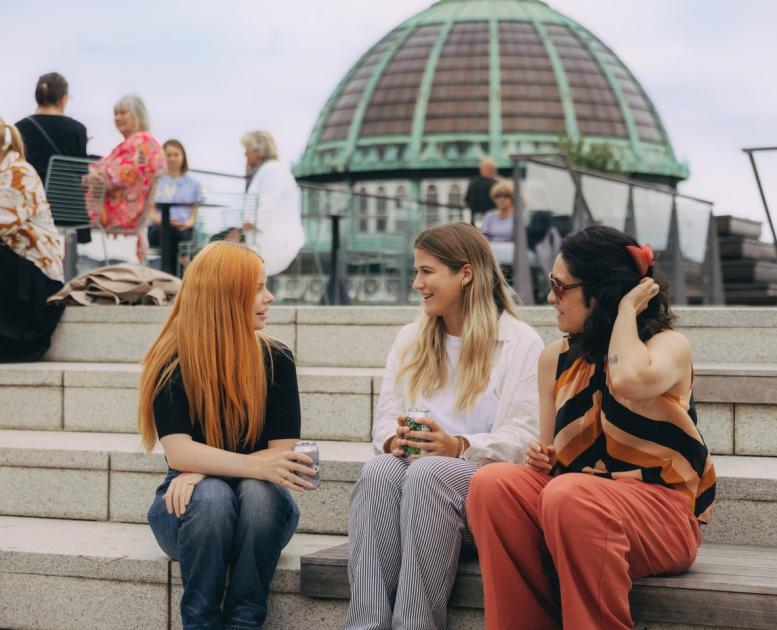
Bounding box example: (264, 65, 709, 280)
(345, 454, 480, 630)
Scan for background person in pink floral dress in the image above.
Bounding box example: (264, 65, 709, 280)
(86, 94, 165, 261)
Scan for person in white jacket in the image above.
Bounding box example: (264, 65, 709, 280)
(241, 130, 304, 276)
(346, 222, 544, 630)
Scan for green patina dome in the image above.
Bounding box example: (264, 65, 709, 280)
(295, 0, 688, 182)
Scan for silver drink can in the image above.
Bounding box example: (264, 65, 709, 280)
(293, 440, 320, 489)
(403, 408, 432, 457)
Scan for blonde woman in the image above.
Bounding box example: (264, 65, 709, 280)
(346, 223, 544, 630)
(138, 241, 316, 629)
(86, 95, 165, 261)
(240, 130, 304, 275)
(0, 116, 64, 361)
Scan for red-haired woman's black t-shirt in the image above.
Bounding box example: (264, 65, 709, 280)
(153, 343, 301, 454)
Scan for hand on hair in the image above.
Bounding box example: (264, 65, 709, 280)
(525, 441, 556, 474)
(619, 277, 659, 316)
(249, 448, 317, 491)
(163, 472, 206, 517)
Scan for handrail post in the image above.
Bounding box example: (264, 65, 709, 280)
(511, 159, 535, 305)
(158, 202, 175, 275)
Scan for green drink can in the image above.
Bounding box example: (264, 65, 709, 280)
(403, 408, 432, 457)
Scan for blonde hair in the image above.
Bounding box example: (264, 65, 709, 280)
(241, 130, 279, 161)
(115, 94, 150, 132)
(138, 241, 274, 452)
(396, 223, 520, 410)
(489, 179, 514, 201)
(0, 116, 25, 159)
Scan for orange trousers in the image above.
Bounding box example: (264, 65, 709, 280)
(466, 465, 701, 630)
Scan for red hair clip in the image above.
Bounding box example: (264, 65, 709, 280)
(625, 244, 654, 277)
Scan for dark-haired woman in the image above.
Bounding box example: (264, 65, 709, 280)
(467, 225, 716, 630)
(15, 72, 87, 185)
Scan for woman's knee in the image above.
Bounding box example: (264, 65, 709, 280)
(236, 478, 299, 531)
(355, 454, 407, 492)
(401, 455, 461, 493)
(468, 463, 530, 508)
(188, 477, 237, 519)
(538, 473, 599, 527)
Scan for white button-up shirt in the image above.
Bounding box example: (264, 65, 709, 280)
(372, 313, 544, 465)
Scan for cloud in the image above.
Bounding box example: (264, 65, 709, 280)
(3, 0, 776, 237)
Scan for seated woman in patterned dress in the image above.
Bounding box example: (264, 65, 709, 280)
(85, 95, 165, 261)
(0, 116, 65, 361)
(467, 225, 716, 630)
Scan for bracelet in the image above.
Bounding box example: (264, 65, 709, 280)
(455, 435, 466, 458)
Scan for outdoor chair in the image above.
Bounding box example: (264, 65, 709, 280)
(45, 155, 160, 280)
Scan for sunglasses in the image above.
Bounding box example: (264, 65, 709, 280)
(493, 193, 511, 199)
(548, 273, 584, 298)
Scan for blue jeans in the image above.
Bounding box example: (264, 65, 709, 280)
(148, 470, 299, 630)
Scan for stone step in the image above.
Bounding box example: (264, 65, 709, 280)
(0, 429, 775, 546)
(0, 515, 347, 630)
(46, 305, 777, 365)
(0, 362, 380, 442)
(301, 541, 777, 630)
(2, 515, 768, 630)
(2, 361, 776, 455)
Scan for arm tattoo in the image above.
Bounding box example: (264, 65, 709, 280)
(608, 354, 619, 365)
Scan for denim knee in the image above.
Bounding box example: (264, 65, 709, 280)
(235, 479, 299, 543)
(181, 477, 238, 536)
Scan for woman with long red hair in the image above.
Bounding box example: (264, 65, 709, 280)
(138, 240, 315, 629)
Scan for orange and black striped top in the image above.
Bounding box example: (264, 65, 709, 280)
(553, 340, 716, 522)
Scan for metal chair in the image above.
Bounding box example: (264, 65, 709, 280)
(45, 155, 160, 279)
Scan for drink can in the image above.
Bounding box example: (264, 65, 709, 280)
(293, 440, 320, 489)
(403, 408, 432, 457)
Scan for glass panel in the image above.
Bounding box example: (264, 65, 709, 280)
(632, 187, 673, 252)
(523, 161, 576, 228)
(581, 175, 629, 230)
(676, 198, 711, 265)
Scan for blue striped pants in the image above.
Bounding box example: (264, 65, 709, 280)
(345, 454, 480, 630)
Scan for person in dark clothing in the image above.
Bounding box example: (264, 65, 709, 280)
(138, 241, 315, 628)
(16, 72, 90, 248)
(15, 72, 87, 185)
(465, 156, 498, 225)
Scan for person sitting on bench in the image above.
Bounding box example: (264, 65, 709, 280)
(467, 225, 717, 630)
(346, 223, 544, 630)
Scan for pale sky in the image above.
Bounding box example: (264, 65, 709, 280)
(4, 0, 777, 239)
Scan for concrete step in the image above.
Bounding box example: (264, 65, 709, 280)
(0, 362, 380, 442)
(46, 305, 777, 365)
(2, 361, 776, 455)
(0, 429, 775, 546)
(0, 515, 347, 630)
(301, 542, 777, 630)
(1, 515, 769, 630)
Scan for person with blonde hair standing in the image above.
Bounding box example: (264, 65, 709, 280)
(86, 95, 165, 261)
(138, 241, 316, 628)
(0, 116, 65, 361)
(241, 130, 304, 275)
(346, 222, 544, 630)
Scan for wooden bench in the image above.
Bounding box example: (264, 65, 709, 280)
(301, 542, 777, 629)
